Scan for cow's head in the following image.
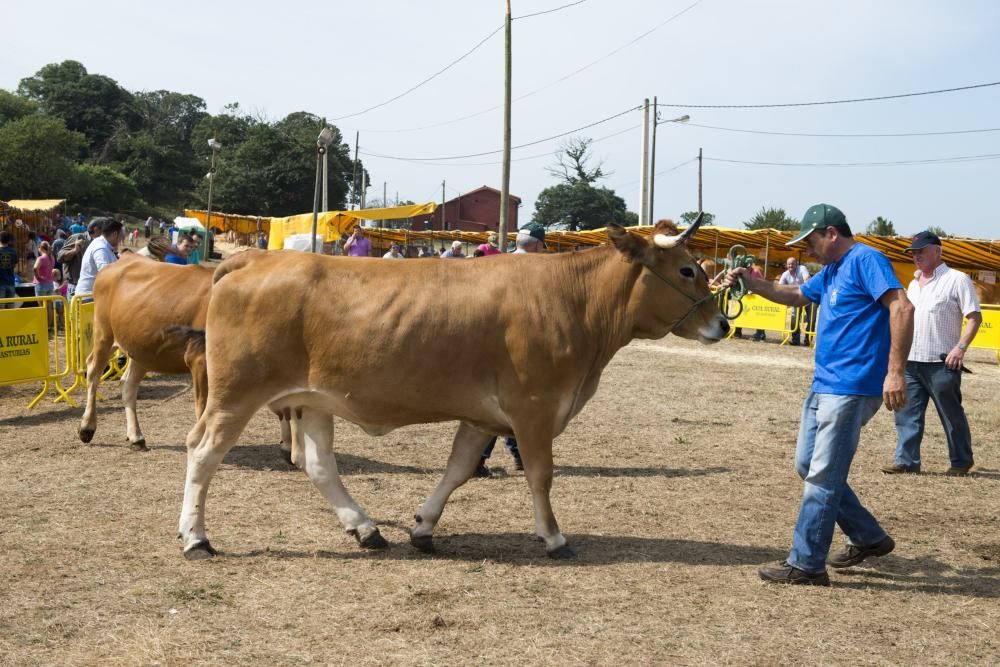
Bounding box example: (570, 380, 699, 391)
(608, 214, 729, 343)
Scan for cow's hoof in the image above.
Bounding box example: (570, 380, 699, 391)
(356, 528, 389, 550)
(279, 446, 292, 465)
(129, 439, 149, 452)
(183, 540, 218, 560)
(410, 534, 436, 553)
(78, 428, 95, 444)
(547, 544, 577, 560)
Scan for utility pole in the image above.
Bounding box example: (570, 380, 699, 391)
(351, 131, 359, 210)
(648, 96, 657, 223)
(442, 180, 447, 230)
(321, 118, 329, 212)
(498, 0, 512, 251)
(698, 147, 703, 214)
(360, 171, 367, 210)
(639, 98, 650, 226)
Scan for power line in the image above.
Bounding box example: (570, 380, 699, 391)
(331, 24, 503, 121)
(683, 122, 1000, 138)
(515, 0, 589, 20)
(656, 81, 1000, 110)
(704, 153, 1000, 167)
(615, 157, 697, 191)
(358, 0, 703, 134)
(361, 105, 640, 161)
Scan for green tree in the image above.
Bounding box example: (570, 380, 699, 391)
(680, 210, 716, 226)
(533, 136, 636, 230)
(199, 111, 357, 217)
(0, 90, 38, 126)
(106, 90, 208, 204)
(533, 182, 637, 231)
(71, 163, 145, 211)
(925, 225, 949, 238)
(0, 115, 87, 198)
(17, 60, 137, 157)
(743, 207, 799, 231)
(865, 216, 896, 236)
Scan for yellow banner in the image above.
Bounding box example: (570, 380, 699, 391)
(0, 306, 50, 384)
(968, 306, 1000, 351)
(730, 294, 789, 332)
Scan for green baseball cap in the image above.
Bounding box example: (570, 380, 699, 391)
(786, 203, 847, 246)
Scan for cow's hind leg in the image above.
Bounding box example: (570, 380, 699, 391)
(120, 360, 149, 451)
(78, 322, 116, 444)
(410, 422, 492, 553)
(298, 406, 386, 550)
(276, 409, 293, 464)
(178, 410, 249, 559)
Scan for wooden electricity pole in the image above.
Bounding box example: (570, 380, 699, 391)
(498, 0, 512, 250)
(639, 98, 650, 226)
(698, 147, 703, 214)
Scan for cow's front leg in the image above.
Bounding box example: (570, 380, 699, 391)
(517, 427, 572, 559)
(77, 325, 115, 444)
(299, 407, 386, 550)
(120, 360, 149, 450)
(411, 422, 491, 553)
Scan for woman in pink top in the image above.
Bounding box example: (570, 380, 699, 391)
(33, 240, 56, 331)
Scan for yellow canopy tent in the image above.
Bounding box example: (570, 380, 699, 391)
(266, 202, 437, 250)
(3, 199, 66, 212)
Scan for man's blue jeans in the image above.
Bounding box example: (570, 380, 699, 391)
(893, 361, 973, 470)
(788, 391, 888, 573)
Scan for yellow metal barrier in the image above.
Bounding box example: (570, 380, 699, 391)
(57, 295, 127, 404)
(0, 294, 73, 408)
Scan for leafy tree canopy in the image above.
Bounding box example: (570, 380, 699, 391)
(925, 225, 949, 238)
(865, 216, 896, 236)
(533, 182, 637, 231)
(679, 210, 716, 226)
(546, 137, 607, 185)
(0, 115, 87, 199)
(0, 90, 38, 126)
(743, 207, 799, 231)
(18, 60, 137, 157)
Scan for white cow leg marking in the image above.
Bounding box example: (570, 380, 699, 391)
(120, 361, 148, 450)
(299, 407, 386, 550)
(177, 410, 247, 559)
(411, 422, 491, 552)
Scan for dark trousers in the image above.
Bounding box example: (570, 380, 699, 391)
(893, 361, 974, 469)
(482, 436, 519, 460)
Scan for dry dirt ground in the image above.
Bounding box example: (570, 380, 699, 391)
(1, 336, 998, 666)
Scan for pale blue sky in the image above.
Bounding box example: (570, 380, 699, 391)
(4, 0, 999, 238)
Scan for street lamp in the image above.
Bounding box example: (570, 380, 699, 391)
(205, 138, 222, 243)
(311, 127, 335, 253)
(649, 108, 689, 222)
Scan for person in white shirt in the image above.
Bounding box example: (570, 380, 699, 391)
(75, 219, 124, 295)
(778, 257, 811, 346)
(382, 243, 405, 259)
(883, 231, 981, 476)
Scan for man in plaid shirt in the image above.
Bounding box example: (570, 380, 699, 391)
(882, 231, 982, 476)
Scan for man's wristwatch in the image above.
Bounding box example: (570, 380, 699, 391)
(957, 342, 968, 351)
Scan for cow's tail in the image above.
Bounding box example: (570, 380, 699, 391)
(160, 325, 210, 417)
(212, 248, 267, 285)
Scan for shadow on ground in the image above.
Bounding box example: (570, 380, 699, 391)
(219, 532, 786, 568)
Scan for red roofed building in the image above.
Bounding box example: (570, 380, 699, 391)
(415, 186, 521, 232)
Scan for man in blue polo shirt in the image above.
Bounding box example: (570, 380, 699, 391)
(723, 203, 914, 586)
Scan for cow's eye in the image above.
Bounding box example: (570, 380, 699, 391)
(680, 266, 695, 278)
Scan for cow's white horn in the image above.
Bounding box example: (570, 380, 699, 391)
(653, 234, 681, 249)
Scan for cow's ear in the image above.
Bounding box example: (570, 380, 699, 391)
(608, 223, 647, 263)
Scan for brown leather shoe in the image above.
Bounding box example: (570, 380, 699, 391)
(880, 463, 920, 474)
(758, 561, 830, 586)
(829, 535, 895, 569)
(945, 465, 973, 476)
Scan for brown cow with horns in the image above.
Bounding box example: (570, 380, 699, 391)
(178, 215, 728, 560)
